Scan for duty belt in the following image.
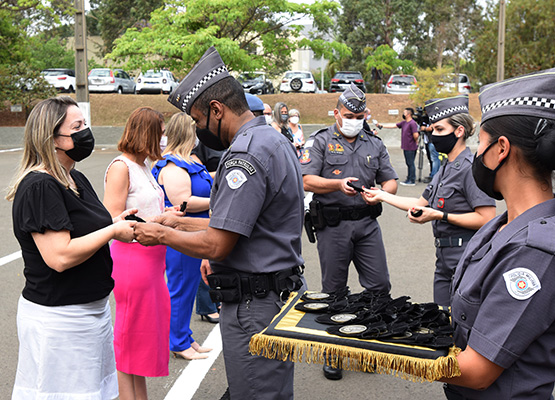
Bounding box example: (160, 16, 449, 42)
(207, 266, 305, 303)
(434, 234, 474, 248)
(322, 203, 382, 226)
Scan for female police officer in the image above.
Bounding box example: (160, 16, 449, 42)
(363, 95, 496, 306)
(440, 68, 555, 399)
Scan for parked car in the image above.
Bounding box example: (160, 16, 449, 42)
(238, 72, 274, 94)
(41, 68, 76, 93)
(438, 73, 471, 94)
(136, 69, 179, 94)
(384, 74, 418, 94)
(279, 71, 317, 93)
(88, 68, 136, 94)
(329, 71, 366, 93)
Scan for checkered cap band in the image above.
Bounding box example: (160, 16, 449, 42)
(481, 96, 555, 115)
(181, 65, 228, 112)
(429, 105, 469, 122)
(340, 96, 366, 113)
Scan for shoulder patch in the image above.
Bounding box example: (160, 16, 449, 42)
(225, 158, 256, 175)
(503, 267, 541, 300)
(225, 170, 248, 189)
(300, 148, 311, 164)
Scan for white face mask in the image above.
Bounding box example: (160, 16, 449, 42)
(339, 117, 364, 138)
(265, 115, 273, 125)
(160, 135, 168, 151)
(290, 116, 300, 125)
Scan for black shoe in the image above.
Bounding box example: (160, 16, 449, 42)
(200, 314, 220, 324)
(323, 364, 343, 380)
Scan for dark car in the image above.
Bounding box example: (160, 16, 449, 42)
(238, 72, 274, 94)
(329, 71, 366, 93)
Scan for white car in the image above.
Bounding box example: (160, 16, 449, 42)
(136, 70, 179, 94)
(41, 68, 76, 93)
(88, 68, 136, 94)
(279, 71, 317, 93)
(385, 74, 418, 95)
(439, 73, 471, 94)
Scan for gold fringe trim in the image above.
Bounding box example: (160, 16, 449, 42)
(249, 334, 461, 382)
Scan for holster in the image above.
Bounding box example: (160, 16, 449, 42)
(304, 211, 316, 243)
(309, 199, 326, 229)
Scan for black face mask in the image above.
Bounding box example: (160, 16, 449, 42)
(280, 113, 289, 123)
(57, 127, 95, 162)
(195, 109, 226, 151)
(431, 131, 458, 154)
(472, 140, 507, 200)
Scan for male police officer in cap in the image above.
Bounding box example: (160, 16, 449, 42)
(301, 83, 398, 380)
(134, 46, 305, 400)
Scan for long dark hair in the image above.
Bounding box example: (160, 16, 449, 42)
(481, 115, 555, 185)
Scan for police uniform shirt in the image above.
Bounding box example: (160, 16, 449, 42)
(422, 147, 495, 238)
(208, 116, 304, 274)
(450, 198, 555, 399)
(301, 124, 398, 206)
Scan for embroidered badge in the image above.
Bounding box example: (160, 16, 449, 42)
(300, 149, 311, 164)
(328, 143, 344, 154)
(437, 197, 445, 208)
(328, 143, 335, 152)
(225, 158, 256, 175)
(335, 144, 344, 152)
(503, 268, 541, 300)
(226, 170, 247, 189)
(332, 169, 342, 175)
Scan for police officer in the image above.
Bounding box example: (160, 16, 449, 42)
(364, 95, 496, 307)
(301, 83, 398, 380)
(440, 68, 555, 399)
(134, 47, 305, 400)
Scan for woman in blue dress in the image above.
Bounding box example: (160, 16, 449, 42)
(152, 112, 214, 360)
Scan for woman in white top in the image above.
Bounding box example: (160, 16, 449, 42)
(104, 107, 170, 400)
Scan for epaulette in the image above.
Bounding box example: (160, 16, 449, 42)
(230, 130, 253, 153)
(527, 218, 555, 254)
(308, 127, 329, 139)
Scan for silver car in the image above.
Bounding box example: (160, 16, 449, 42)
(385, 74, 418, 94)
(88, 68, 136, 94)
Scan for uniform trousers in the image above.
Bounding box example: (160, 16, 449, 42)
(316, 217, 391, 293)
(220, 291, 294, 400)
(166, 247, 202, 352)
(433, 244, 468, 307)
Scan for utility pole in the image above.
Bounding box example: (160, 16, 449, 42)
(496, 0, 506, 82)
(74, 0, 90, 124)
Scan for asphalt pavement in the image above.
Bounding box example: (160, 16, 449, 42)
(0, 125, 489, 399)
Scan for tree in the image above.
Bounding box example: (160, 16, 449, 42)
(107, 0, 347, 77)
(0, 62, 58, 116)
(409, 66, 455, 107)
(472, 0, 555, 85)
(365, 44, 415, 92)
(336, 0, 423, 74)
(89, 0, 165, 55)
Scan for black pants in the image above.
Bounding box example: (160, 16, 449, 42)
(443, 384, 465, 400)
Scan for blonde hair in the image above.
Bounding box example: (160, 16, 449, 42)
(162, 112, 197, 160)
(6, 96, 79, 201)
(289, 109, 300, 118)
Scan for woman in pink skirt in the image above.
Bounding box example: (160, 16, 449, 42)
(104, 107, 170, 400)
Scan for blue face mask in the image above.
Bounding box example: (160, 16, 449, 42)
(472, 139, 507, 200)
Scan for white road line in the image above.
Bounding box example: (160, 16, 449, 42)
(0, 251, 22, 266)
(1, 248, 218, 399)
(0, 148, 23, 153)
(164, 325, 223, 400)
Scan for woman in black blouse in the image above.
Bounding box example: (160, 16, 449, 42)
(7, 96, 137, 400)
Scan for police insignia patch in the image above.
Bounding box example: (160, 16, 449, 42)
(300, 149, 311, 164)
(437, 198, 445, 208)
(225, 158, 256, 175)
(226, 170, 247, 189)
(503, 267, 541, 300)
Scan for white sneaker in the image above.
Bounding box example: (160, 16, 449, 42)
(399, 180, 416, 186)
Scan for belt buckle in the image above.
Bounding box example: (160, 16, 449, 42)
(434, 238, 440, 247)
